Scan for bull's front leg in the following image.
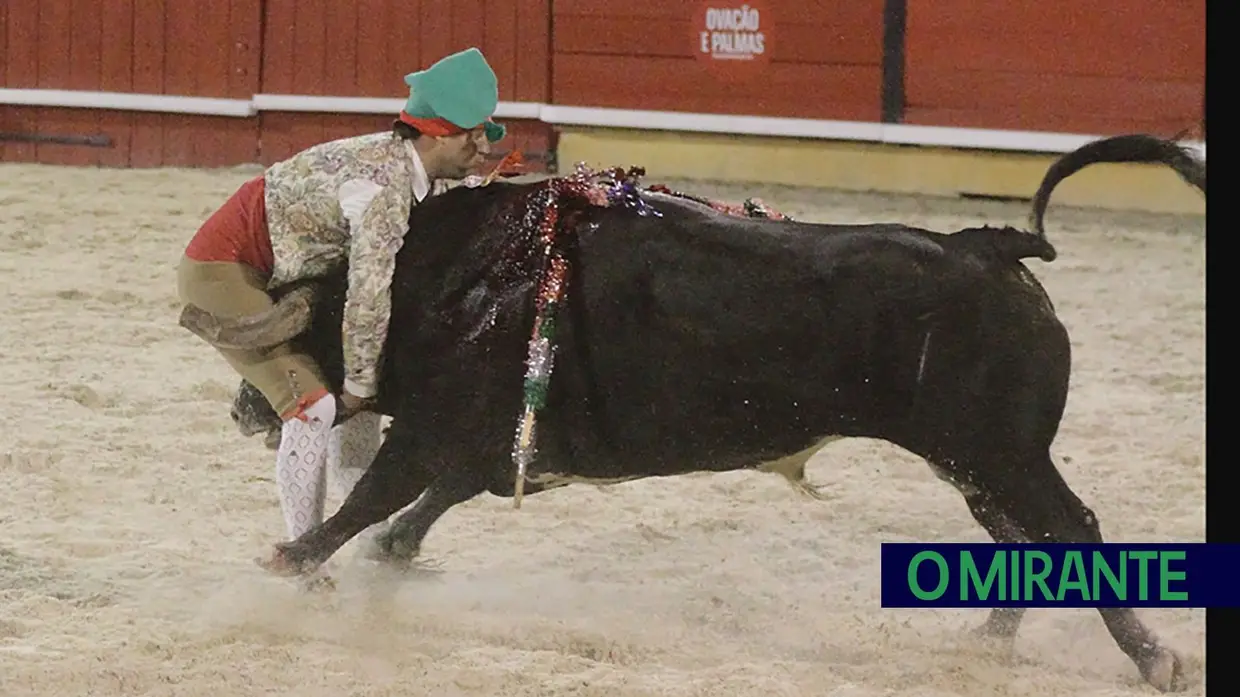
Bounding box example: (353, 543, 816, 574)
(258, 428, 434, 577)
(365, 470, 488, 567)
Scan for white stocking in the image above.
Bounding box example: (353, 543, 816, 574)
(274, 394, 334, 541)
(327, 411, 388, 548)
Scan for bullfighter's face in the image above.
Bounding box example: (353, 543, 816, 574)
(437, 126, 490, 179)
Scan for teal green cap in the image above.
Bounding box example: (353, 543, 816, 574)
(403, 47, 506, 143)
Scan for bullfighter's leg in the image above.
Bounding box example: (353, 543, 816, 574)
(326, 410, 391, 553)
(260, 423, 435, 576)
(177, 258, 334, 543)
(974, 454, 1185, 693)
(272, 393, 334, 541)
(364, 471, 488, 567)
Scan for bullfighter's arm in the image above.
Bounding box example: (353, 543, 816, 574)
(337, 179, 413, 399)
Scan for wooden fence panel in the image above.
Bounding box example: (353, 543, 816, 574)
(903, 0, 1205, 137)
(514, 0, 551, 102)
(481, 0, 519, 102)
(323, 1, 360, 102)
(36, 2, 71, 90)
(230, 0, 264, 100)
(154, 2, 260, 168)
(2, 2, 1203, 169)
(0, 0, 6, 157)
(128, 0, 167, 168)
(97, 0, 135, 168)
(4, 0, 115, 167)
(0, 0, 262, 168)
(188, 1, 244, 168)
(353, 0, 392, 97)
(453, 1, 488, 66)
(551, 0, 885, 122)
(420, 0, 456, 70)
(0, 1, 40, 162)
(1, 1, 38, 91)
(161, 3, 201, 167)
(214, 0, 265, 166)
(32, 0, 77, 165)
(258, 0, 552, 167)
(51, 0, 104, 166)
(555, 54, 881, 121)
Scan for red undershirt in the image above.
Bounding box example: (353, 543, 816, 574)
(183, 174, 276, 275)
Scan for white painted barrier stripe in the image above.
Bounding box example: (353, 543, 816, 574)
(538, 104, 886, 142)
(0, 88, 256, 117)
(542, 105, 1206, 159)
(0, 88, 1205, 159)
(0, 89, 543, 121)
(882, 123, 1207, 159)
(250, 94, 544, 119)
(250, 94, 403, 114)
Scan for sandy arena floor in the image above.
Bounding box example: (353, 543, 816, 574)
(0, 163, 1204, 696)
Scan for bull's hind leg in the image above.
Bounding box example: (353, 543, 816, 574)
(962, 492, 1029, 640)
(926, 462, 1029, 642)
(966, 453, 1185, 692)
(260, 424, 435, 577)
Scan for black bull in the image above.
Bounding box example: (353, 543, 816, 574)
(184, 134, 1204, 691)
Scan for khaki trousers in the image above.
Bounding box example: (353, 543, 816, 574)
(176, 257, 328, 419)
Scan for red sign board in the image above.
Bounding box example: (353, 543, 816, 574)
(694, 2, 771, 77)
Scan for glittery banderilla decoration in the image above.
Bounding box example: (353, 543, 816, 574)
(510, 181, 582, 509)
(505, 166, 793, 509)
(507, 165, 663, 509)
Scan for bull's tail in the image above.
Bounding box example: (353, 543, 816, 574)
(1029, 133, 1206, 245)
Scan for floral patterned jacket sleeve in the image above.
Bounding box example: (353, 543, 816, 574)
(340, 182, 413, 399)
(263, 131, 422, 400)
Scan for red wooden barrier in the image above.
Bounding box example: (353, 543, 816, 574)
(1, 0, 262, 167)
(256, 0, 553, 166)
(551, 0, 885, 122)
(0, 0, 1206, 168)
(1, 0, 550, 169)
(903, 0, 1206, 138)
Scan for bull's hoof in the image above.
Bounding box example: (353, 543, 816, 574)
(298, 569, 337, 593)
(359, 533, 420, 569)
(1140, 647, 1185, 693)
(358, 533, 444, 578)
(254, 543, 319, 578)
(962, 622, 1016, 664)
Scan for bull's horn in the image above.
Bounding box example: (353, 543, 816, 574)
(178, 285, 317, 350)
